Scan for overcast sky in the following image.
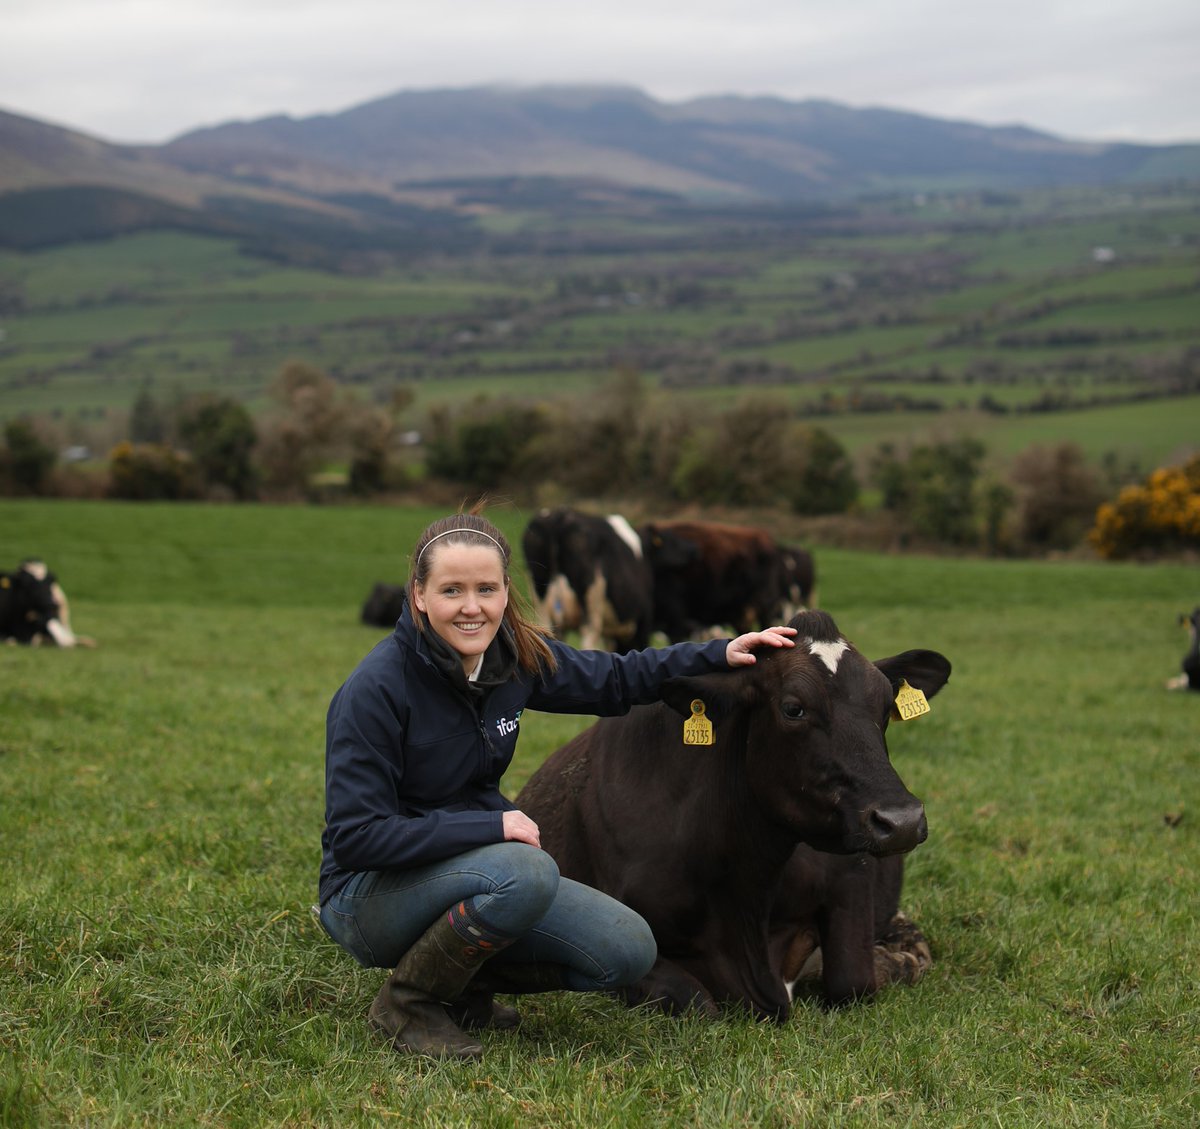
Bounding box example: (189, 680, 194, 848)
(3, 0, 1198, 146)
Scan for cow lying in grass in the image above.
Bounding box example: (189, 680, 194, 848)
(1166, 607, 1200, 691)
(0, 559, 95, 648)
(517, 609, 950, 1018)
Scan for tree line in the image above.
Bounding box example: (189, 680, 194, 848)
(1, 361, 1196, 559)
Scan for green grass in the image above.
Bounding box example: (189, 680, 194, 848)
(1, 499, 1198, 1126)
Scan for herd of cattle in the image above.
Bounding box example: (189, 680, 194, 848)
(0, 558, 93, 648)
(362, 507, 817, 649)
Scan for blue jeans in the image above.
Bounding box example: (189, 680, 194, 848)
(319, 842, 657, 992)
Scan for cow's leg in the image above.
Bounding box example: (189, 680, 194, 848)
(872, 911, 932, 988)
(619, 957, 720, 1019)
(819, 893, 878, 1005)
(580, 569, 607, 651)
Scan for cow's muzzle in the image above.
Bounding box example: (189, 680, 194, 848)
(866, 803, 928, 856)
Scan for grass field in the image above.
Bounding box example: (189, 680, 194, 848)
(1, 499, 1198, 1127)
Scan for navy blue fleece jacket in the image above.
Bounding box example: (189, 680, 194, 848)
(319, 606, 729, 905)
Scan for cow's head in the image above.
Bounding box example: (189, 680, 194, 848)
(639, 524, 699, 571)
(660, 610, 950, 857)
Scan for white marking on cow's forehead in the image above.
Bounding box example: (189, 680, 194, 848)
(22, 561, 48, 581)
(806, 638, 849, 674)
(606, 514, 643, 559)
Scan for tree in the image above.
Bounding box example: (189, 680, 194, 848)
(785, 427, 859, 515)
(1, 420, 56, 495)
(1009, 443, 1103, 550)
(129, 387, 167, 443)
(176, 396, 258, 500)
(871, 437, 987, 545)
(257, 361, 345, 493)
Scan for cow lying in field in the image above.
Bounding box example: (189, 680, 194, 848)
(518, 609, 951, 1018)
(0, 559, 95, 647)
(361, 582, 407, 629)
(1166, 607, 1200, 691)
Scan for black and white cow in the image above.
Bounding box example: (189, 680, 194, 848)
(521, 508, 654, 653)
(1166, 607, 1200, 691)
(775, 543, 818, 620)
(0, 559, 94, 647)
(518, 609, 951, 1018)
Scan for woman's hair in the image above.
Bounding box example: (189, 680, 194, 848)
(408, 508, 556, 675)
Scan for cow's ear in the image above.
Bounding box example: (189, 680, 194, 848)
(659, 671, 756, 724)
(875, 650, 952, 700)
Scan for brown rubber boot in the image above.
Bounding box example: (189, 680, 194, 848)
(445, 987, 521, 1031)
(368, 912, 509, 1060)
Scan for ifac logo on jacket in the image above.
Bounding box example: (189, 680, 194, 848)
(495, 711, 522, 738)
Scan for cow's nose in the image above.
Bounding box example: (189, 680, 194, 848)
(868, 803, 927, 855)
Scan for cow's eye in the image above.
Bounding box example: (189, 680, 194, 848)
(781, 702, 806, 721)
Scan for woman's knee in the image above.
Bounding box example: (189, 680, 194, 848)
(476, 843, 561, 925)
(605, 912, 657, 988)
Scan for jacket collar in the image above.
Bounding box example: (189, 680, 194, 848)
(396, 604, 518, 695)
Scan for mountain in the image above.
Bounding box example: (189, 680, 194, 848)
(2, 86, 1198, 256)
(157, 85, 1200, 199)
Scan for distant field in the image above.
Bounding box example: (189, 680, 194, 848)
(2, 498, 1197, 1127)
(1, 183, 1197, 476)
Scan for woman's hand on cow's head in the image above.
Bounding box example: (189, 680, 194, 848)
(726, 626, 797, 667)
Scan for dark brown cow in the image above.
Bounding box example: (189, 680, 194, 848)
(517, 609, 951, 1019)
(639, 520, 786, 642)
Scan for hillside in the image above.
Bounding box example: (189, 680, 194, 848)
(2, 87, 1199, 257)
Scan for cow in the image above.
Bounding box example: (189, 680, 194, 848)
(639, 520, 787, 642)
(361, 582, 408, 629)
(775, 543, 817, 620)
(0, 559, 95, 648)
(1166, 607, 1200, 691)
(517, 609, 952, 1019)
(521, 507, 654, 653)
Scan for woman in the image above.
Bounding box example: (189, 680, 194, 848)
(319, 510, 795, 1060)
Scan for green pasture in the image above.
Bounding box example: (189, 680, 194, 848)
(2, 499, 1197, 1127)
(1, 187, 1198, 482)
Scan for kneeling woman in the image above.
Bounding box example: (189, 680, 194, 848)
(318, 510, 794, 1059)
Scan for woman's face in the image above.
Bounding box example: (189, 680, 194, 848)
(412, 543, 509, 674)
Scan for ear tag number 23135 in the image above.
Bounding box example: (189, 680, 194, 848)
(683, 699, 714, 745)
(891, 679, 930, 722)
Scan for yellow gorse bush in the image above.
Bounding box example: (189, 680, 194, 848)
(1089, 455, 1200, 559)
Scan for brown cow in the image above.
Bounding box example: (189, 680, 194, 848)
(639, 520, 787, 642)
(517, 609, 951, 1019)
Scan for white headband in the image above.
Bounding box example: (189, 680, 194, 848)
(417, 527, 506, 564)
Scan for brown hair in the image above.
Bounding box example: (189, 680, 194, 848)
(408, 509, 557, 676)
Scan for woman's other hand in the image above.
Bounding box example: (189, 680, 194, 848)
(502, 809, 541, 848)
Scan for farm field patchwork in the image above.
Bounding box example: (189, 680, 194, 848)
(1, 184, 1197, 478)
(1, 499, 1197, 1126)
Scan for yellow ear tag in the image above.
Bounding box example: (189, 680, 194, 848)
(683, 699, 714, 746)
(892, 679, 931, 722)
